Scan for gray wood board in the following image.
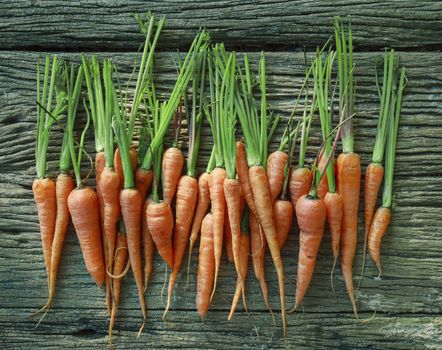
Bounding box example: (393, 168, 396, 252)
(0, 50, 441, 349)
(0, 0, 441, 51)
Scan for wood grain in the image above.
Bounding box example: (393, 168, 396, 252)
(0, 1, 441, 51)
(0, 50, 441, 348)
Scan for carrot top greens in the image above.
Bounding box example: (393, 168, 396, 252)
(334, 16, 355, 154)
(36, 55, 67, 179)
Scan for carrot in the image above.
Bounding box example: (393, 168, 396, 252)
(196, 213, 215, 319)
(162, 147, 184, 204)
(368, 67, 406, 276)
(224, 211, 234, 263)
(135, 168, 153, 201)
(294, 193, 326, 307)
(274, 199, 293, 249)
(316, 154, 329, 199)
(228, 210, 250, 320)
(289, 167, 312, 209)
(95, 152, 106, 191)
(249, 210, 271, 311)
(141, 196, 155, 290)
(360, 50, 397, 285)
(324, 192, 343, 264)
(236, 141, 258, 218)
(108, 231, 128, 345)
(267, 150, 288, 203)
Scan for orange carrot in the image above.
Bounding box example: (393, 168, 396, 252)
(135, 168, 154, 201)
(33, 178, 57, 286)
(267, 150, 288, 203)
(146, 201, 174, 268)
(188, 172, 211, 275)
(289, 167, 312, 209)
(236, 141, 258, 217)
(317, 154, 329, 199)
(46, 173, 75, 307)
(164, 175, 198, 318)
(196, 213, 215, 319)
(95, 151, 106, 190)
(274, 199, 293, 249)
(324, 192, 343, 263)
(364, 163, 384, 247)
(249, 210, 270, 310)
(294, 194, 326, 307)
(336, 152, 361, 315)
(224, 211, 234, 263)
(208, 167, 226, 300)
(120, 188, 146, 321)
(108, 231, 128, 345)
(368, 207, 391, 274)
(162, 147, 184, 204)
(68, 187, 105, 287)
(141, 196, 155, 290)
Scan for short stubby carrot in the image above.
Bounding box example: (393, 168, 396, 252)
(368, 207, 391, 275)
(324, 191, 343, 261)
(295, 194, 326, 308)
(267, 150, 288, 203)
(249, 165, 287, 336)
(274, 199, 293, 249)
(164, 175, 198, 318)
(47, 173, 75, 305)
(109, 232, 128, 344)
(146, 201, 174, 268)
(33, 178, 57, 284)
(162, 147, 185, 204)
(68, 187, 105, 287)
(141, 197, 155, 290)
(289, 167, 312, 209)
(196, 213, 215, 319)
(114, 147, 138, 189)
(120, 188, 146, 320)
(336, 152, 361, 316)
(250, 207, 271, 311)
(135, 168, 154, 201)
(364, 163, 384, 248)
(188, 172, 211, 274)
(224, 212, 234, 263)
(236, 141, 258, 217)
(208, 167, 226, 300)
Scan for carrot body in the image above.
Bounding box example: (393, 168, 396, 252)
(228, 231, 250, 320)
(324, 192, 343, 260)
(146, 201, 174, 268)
(267, 150, 288, 203)
(68, 187, 105, 287)
(289, 167, 312, 209)
(274, 199, 293, 249)
(95, 151, 106, 189)
(196, 213, 215, 319)
(33, 178, 57, 284)
(188, 173, 211, 259)
(109, 232, 128, 343)
(47, 173, 75, 304)
(250, 211, 270, 310)
(364, 163, 384, 241)
(224, 211, 234, 263)
(295, 194, 326, 307)
(317, 155, 329, 199)
(336, 152, 361, 315)
(141, 197, 155, 290)
(368, 207, 391, 274)
(162, 147, 185, 204)
(120, 188, 146, 320)
(164, 175, 198, 317)
(208, 167, 226, 299)
(135, 168, 154, 201)
(114, 147, 138, 189)
(236, 141, 258, 217)
(249, 165, 286, 336)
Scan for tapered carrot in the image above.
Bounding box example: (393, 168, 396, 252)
(141, 196, 155, 290)
(324, 192, 342, 263)
(95, 152, 106, 190)
(316, 154, 329, 199)
(274, 199, 293, 249)
(135, 168, 153, 201)
(162, 147, 184, 204)
(368, 207, 391, 274)
(294, 193, 326, 307)
(224, 211, 234, 263)
(146, 201, 174, 268)
(108, 231, 128, 345)
(289, 167, 312, 209)
(267, 150, 288, 203)
(236, 141, 258, 218)
(196, 213, 215, 319)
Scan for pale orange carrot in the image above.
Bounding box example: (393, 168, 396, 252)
(196, 213, 215, 319)
(141, 196, 155, 290)
(162, 147, 185, 204)
(267, 150, 288, 203)
(324, 192, 343, 263)
(224, 211, 234, 263)
(236, 141, 258, 217)
(274, 199, 293, 249)
(289, 167, 312, 209)
(368, 207, 391, 274)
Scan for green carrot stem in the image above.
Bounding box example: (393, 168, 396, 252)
(206, 146, 217, 173)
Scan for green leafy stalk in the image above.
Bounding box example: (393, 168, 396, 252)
(206, 145, 217, 173)
(372, 49, 396, 164)
(36, 55, 66, 179)
(382, 67, 406, 208)
(334, 16, 355, 153)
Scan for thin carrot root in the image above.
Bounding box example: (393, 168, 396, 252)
(330, 256, 338, 294)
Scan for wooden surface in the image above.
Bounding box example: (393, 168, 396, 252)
(1, 1, 442, 349)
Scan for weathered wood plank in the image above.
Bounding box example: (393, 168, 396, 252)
(0, 1, 441, 51)
(0, 50, 441, 348)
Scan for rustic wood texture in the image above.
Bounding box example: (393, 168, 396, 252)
(1, 0, 442, 51)
(0, 49, 441, 349)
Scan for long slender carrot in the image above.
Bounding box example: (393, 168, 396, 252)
(162, 146, 185, 204)
(141, 196, 155, 290)
(108, 230, 128, 345)
(196, 213, 215, 319)
(236, 141, 258, 218)
(224, 211, 234, 263)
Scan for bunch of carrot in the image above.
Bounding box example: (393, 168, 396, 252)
(32, 14, 407, 340)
